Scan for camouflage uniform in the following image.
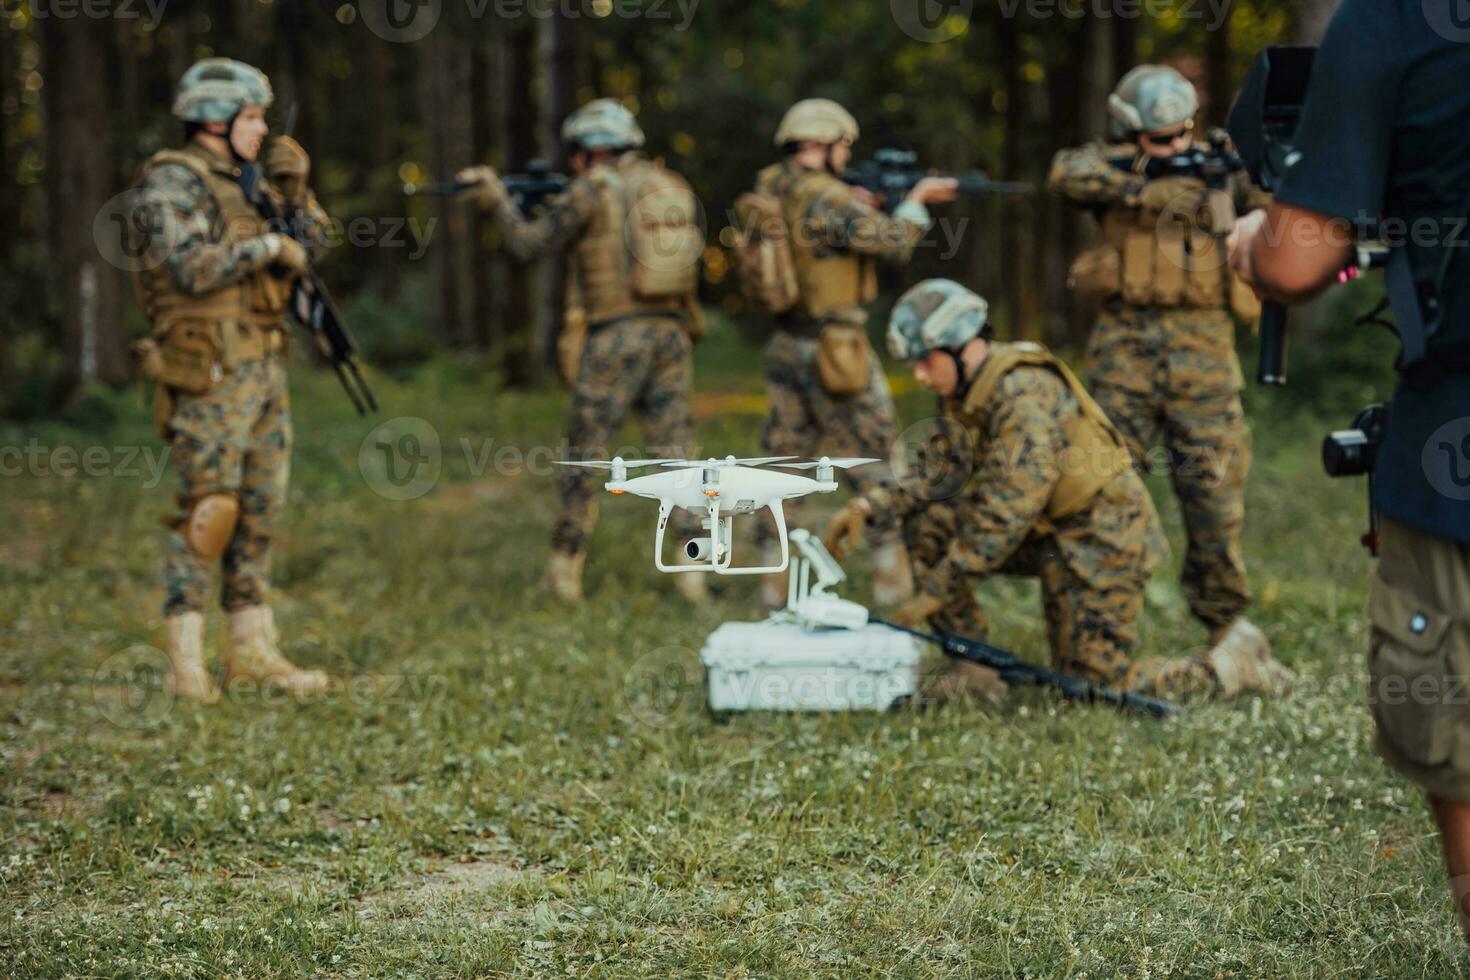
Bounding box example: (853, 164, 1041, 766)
(865, 343, 1219, 698)
(494, 153, 700, 556)
(137, 143, 330, 616)
(754, 158, 926, 547)
(1048, 139, 1268, 637)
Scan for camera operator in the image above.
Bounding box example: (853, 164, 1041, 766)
(1227, 1, 1470, 940)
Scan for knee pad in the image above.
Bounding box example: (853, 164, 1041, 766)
(184, 493, 239, 558)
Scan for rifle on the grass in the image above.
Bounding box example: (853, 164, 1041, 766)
(874, 617, 1177, 719)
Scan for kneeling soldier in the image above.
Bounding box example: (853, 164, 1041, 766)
(825, 279, 1293, 701)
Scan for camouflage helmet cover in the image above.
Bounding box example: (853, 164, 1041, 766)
(774, 98, 859, 146)
(172, 58, 274, 124)
(1107, 65, 1198, 140)
(561, 98, 646, 150)
(887, 278, 990, 360)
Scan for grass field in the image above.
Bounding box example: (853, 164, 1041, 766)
(1, 315, 1463, 977)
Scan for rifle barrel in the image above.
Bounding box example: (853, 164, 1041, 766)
(873, 617, 1177, 718)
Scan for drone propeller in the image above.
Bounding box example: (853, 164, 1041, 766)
(774, 456, 882, 471)
(659, 455, 799, 469)
(556, 458, 670, 470)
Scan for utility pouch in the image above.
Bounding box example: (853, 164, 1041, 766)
(139, 322, 224, 396)
(558, 305, 589, 384)
(1121, 229, 1155, 306)
(1067, 244, 1122, 300)
(815, 323, 873, 396)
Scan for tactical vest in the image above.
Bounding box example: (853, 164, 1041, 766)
(959, 342, 1134, 522)
(133, 144, 291, 340)
(1083, 176, 1259, 319)
(573, 153, 693, 326)
(761, 162, 877, 324)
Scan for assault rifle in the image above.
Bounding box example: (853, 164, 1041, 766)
(403, 159, 570, 217)
(237, 162, 379, 415)
(874, 617, 1178, 719)
(1108, 128, 1245, 190)
(841, 148, 1032, 211)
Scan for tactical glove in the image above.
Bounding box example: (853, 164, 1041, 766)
(1136, 175, 1207, 217)
(270, 234, 311, 278)
(891, 592, 946, 629)
(825, 497, 872, 562)
(265, 136, 311, 207)
(455, 165, 508, 209)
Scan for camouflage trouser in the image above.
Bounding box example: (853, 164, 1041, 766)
(756, 330, 898, 547)
(553, 316, 699, 556)
(903, 498, 1217, 698)
(1085, 303, 1251, 636)
(163, 356, 291, 617)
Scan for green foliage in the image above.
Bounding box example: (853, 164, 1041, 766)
(341, 275, 440, 377)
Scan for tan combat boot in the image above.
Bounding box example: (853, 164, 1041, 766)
(165, 611, 220, 703)
(919, 660, 1008, 706)
(758, 542, 787, 611)
(224, 606, 332, 697)
(1207, 619, 1295, 698)
(544, 550, 585, 603)
(871, 540, 915, 608)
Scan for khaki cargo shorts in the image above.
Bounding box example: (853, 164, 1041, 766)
(1368, 516, 1470, 801)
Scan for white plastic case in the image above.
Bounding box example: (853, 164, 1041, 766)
(701, 620, 920, 712)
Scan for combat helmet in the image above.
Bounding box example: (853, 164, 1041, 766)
(172, 58, 274, 124)
(887, 279, 991, 361)
(1107, 65, 1198, 141)
(561, 98, 645, 150)
(775, 98, 859, 146)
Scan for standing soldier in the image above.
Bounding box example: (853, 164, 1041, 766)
(744, 98, 957, 610)
(133, 59, 334, 700)
(456, 99, 707, 603)
(826, 279, 1294, 702)
(1048, 65, 1270, 664)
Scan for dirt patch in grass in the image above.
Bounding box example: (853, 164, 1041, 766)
(356, 858, 533, 920)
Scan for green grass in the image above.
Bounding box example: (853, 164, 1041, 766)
(0, 315, 1461, 977)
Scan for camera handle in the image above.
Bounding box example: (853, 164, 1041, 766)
(1257, 302, 1288, 385)
(1363, 472, 1380, 556)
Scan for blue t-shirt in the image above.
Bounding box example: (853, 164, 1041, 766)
(1275, 0, 1470, 544)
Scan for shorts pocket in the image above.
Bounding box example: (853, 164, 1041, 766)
(1368, 571, 1456, 768)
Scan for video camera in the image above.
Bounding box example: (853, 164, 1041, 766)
(1322, 403, 1390, 553)
(1226, 46, 1317, 386)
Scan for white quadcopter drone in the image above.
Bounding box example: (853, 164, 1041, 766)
(556, 455, 878, 575)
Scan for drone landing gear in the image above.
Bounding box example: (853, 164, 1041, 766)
(652, 500, 791, 575)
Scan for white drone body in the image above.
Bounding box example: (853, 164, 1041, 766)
(557, 455, 877, 575)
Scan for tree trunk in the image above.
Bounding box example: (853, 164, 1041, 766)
(500, 24, 538, 388)
(366, 30, 403, 302)
(1112, 11, 1137, 78)
(420, 29, 480, 349)
(1204, 11, 1232, 127)
(538, 7, 576, 375)
(996, 9, 1027, 340)
(0, 18, 15, 268)
(41, 15, 127, 396)
(1038, 25, 1085, 347)
(1081, 12, 1113, 139)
